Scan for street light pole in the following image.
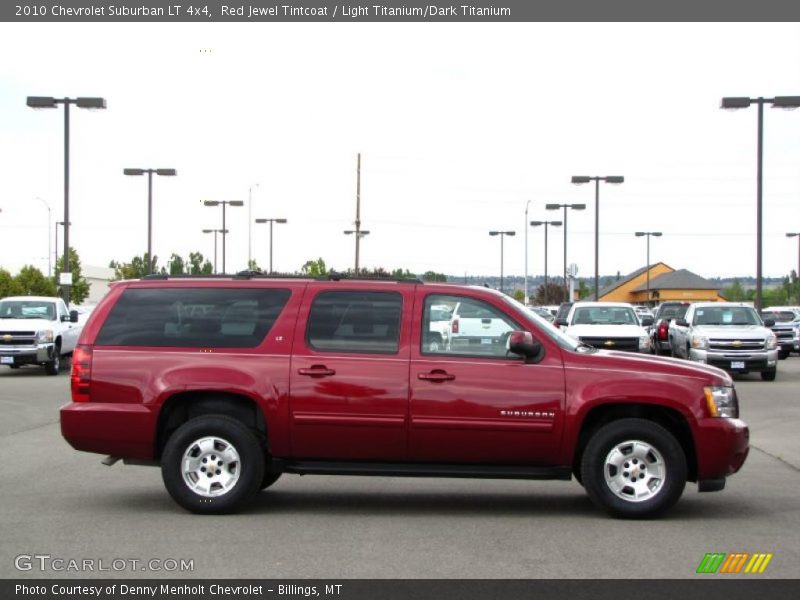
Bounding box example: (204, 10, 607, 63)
(571, 175, 625, 301)
(524, 200, 531, 304)
(247, 183, 259, 267)
(124, 168, 177, 275)
(635, 232, 663, 306)
(721, 95, 800, 311)
(788, 233, 800, 304)
(489, 230, 515, 294)
(255, 218, 288, 274)
(546, 203, 586, 301)
(36, 197, 52, 277)
(530, 220, 562, 304)
(203, 200, 244, 274)
(27, 95, 106, 304)
(202, 229, 227, 274)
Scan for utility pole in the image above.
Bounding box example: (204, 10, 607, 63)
(344, 153, 370, 274)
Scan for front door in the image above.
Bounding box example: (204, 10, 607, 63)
(289, 287, 413, 461)
(409, 291, 565, 465)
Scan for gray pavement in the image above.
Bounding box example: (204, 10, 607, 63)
(1, 357, 798, 579)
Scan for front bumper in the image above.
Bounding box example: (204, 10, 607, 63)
(694, 418, 749, 482)
(0, 343, 54, 366)
(689, 348, 778, 373)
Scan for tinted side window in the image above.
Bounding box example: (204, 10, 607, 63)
(307, 291, 402, 354)
(96, 288, 291, 348)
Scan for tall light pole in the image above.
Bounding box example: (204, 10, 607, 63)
(489, 230, 515, 294)
(36, 197, 52, 277)
(524, 200, 531, 304)
(255, 218, 288, 274)
(123, 168, 176, 275)
(247, 183, 259, 267)
(203, 200, 243, 274)
(635, 231, 663, 306)
(546, 203, 586, 301)
(788, 232, 800, 304)
(571, 175, 624, 301)
(202, 228, 228, 274)
(27, 95, 106, 304)
(55, 220, 71, 279)
(530, 220, 562, 304)
(344, 153, 368, 275)
(721, 96, 800, 311)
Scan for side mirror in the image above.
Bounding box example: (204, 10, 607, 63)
(675, 318, 689, 327)
(508, 331, 543, 362)
(69, 310, 79, 323)
(641, 316, 654, 327)
(556, 318, 569, 327)
(763, 318, 775, 328)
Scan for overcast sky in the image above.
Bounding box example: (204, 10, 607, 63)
(1, 23, 799, 283)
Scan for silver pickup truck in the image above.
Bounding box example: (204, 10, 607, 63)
(669, 302, 779, 381)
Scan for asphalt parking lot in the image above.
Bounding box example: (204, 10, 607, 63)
(1, 357, 798, 579)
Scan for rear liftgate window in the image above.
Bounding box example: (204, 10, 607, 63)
(306, 291, 402, 354)
(96, 288, 291, 348)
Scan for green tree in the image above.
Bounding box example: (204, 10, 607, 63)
(723, 279, 748, 302)
(391, 268, 415, 279)
(247, 259, 262, 272)
(111, 253, 162, 280)
(301, 258, 329, 277)
(14, 265, 58, 297)
(169, 254, 186, 275)
(422, 271, 448, 282)
(0, 267, 23, 297)
(54, 248, 90, 303)
(512, 289, 525, 303)
(188, 252, 213, 275)
(577, 279, 591, 300)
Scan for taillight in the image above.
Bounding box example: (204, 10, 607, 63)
(452, 319, 459, 334)
(658, 321, 669, 340)
(71, 345, 93, 402)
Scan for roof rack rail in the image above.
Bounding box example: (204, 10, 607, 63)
(319, 271, 424, 284)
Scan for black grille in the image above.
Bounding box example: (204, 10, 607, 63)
(0, 332, 37, 346)
(579, 337, 639, 352)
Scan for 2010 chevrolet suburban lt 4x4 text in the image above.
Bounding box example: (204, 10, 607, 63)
(61, 274, 749, 518)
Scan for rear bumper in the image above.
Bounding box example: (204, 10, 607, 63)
(694, 418, 749, 481)
(60, 402, 156, 460)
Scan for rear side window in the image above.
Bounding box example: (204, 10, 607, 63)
(96, 288, 291, 348)
(306, 291, 402, 354)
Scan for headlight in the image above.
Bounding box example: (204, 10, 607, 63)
(765, 334, 777, 350)
(691, 334, 709, 350)
(37, 330, 54, 344)
(638, 336, 650, 350)
(704, 386, 739, 418)
(793, 324, 800, 341)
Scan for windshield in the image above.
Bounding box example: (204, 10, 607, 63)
(693, 306, 760, 326)
(572, 306, 639, 326)
(501, 296, 581, 351)
(760, 311, 796, 323)
(658, 304, 689, 319)
(0, 300, 57, 321)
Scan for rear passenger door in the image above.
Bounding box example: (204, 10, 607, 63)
(289, 286, 413, 461)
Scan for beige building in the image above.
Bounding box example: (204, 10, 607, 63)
(599, 263, 727, 305)
(82, 265, 116, 304)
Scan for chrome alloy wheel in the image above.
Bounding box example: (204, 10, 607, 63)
(603, 440, 666, 503)
(181, 436, 241, 498)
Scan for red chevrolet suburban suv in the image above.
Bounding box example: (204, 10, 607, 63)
(61, 274, 749, 518)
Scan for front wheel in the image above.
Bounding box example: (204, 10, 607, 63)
(581, 418, 687, 519)
(161, 415, 265, 514)
(761, 368, 777, 381)
(44, 348, 60, 376)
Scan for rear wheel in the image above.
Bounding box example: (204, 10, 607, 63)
(581, 418, 686, 519)
(761, 368, 777, 381)
(161, 415, 264, 514)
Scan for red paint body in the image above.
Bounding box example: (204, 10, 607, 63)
(61, 279, 748, 483)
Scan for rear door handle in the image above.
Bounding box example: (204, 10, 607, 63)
(298, 366, 336, 378)
(418, 370, 455, 382)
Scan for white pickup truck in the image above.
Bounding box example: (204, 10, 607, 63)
(0, 296, 82, 375)
(447, 298, 513, 354)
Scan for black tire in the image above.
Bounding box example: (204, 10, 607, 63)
(44, 347, 61, 376)
(778, 349, 790, 361)
(581, 418, 687, 519)
(9, 365, 20, 370)
(761, 369, 777, 381)
(260, 471, 282, 490)
(161, 415, 265, 514)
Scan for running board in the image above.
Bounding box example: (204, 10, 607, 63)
(272, 460, 572, 481)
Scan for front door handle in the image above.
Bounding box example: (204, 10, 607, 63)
(298, 365, 336, 378)
(418, 370, 455, 382)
